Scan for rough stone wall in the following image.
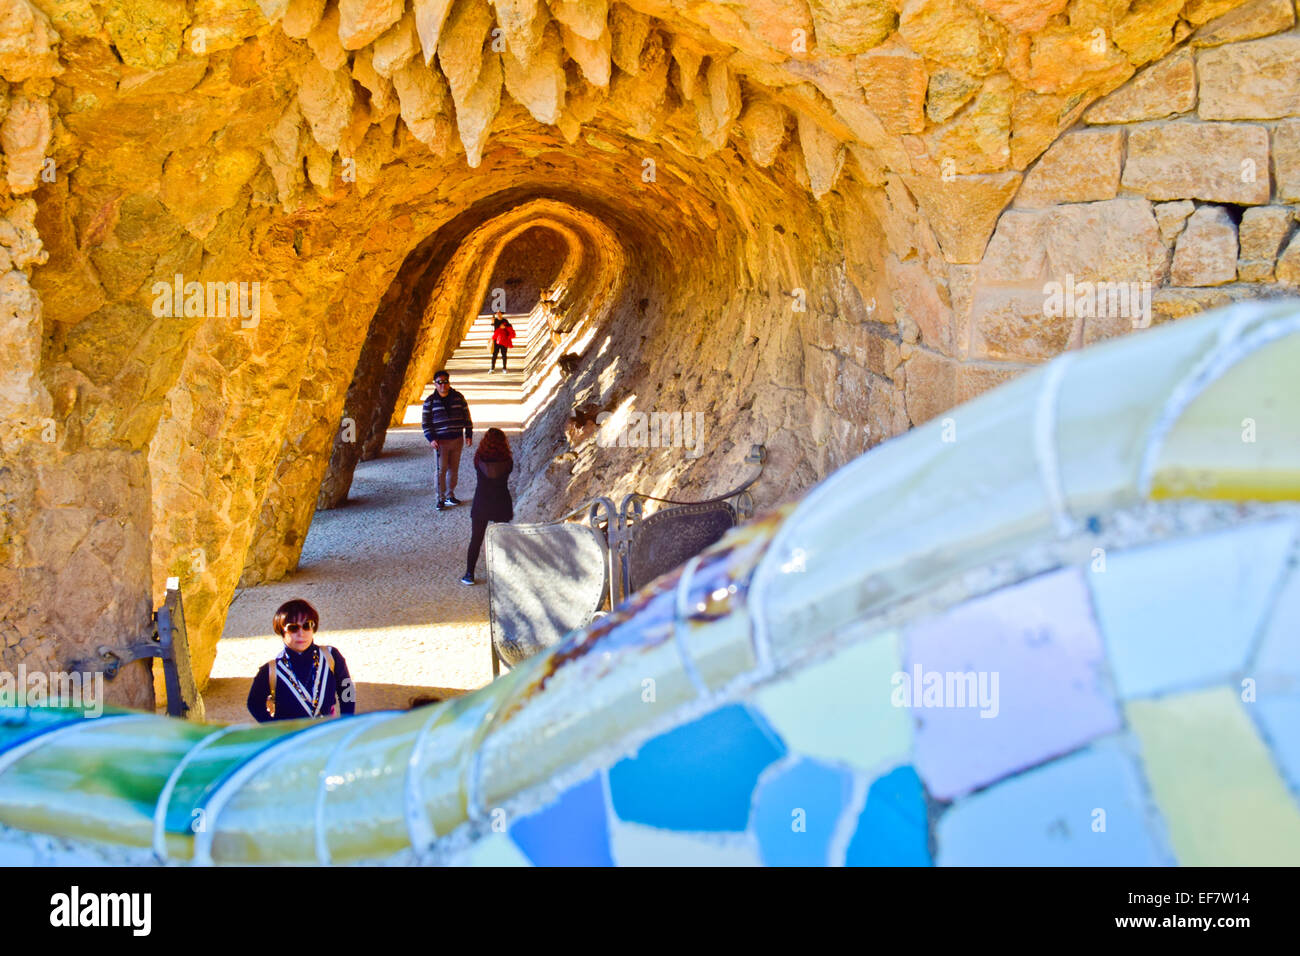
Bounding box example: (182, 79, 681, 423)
(309, 238, 442, 516)
(885, 0, 1300, 426)
(9, 0, 1299, 697)
(508, 159, 897, 521)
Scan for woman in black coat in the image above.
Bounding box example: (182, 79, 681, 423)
(461, 427, 514, 585)
(246, 598, 355, 721)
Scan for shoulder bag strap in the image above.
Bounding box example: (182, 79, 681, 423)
(266, 660, 277, 717)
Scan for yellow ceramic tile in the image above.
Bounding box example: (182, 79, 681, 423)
(1055, 309, 1227, 515)
(1127, 687, 1300, 865)
(1151, 333, 1300, 501)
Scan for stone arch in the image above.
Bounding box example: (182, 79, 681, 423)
(478, 225, 571, 315)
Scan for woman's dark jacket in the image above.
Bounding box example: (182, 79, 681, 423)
(471, 456, 514, 522)
(246, 643, 355, 722)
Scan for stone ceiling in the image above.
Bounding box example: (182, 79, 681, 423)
(0, 0, 1266, 706)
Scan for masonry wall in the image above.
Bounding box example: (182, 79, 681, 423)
(894, 2, 1300, 424)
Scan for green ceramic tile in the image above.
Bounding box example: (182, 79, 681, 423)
(0, 716, 207, 849)
(755, 630, 910, 774)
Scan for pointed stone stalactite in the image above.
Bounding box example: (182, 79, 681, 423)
(607, 29, 669, 139)
(502, 19, 567, 124)
(392, 57, 454, 153)
(414, 0, 455, 64)
(306, 2, 348, 70)
(456, 52, 504, 166)
(671, 34, 703, 100)
(353, 46, 401, 117)
(257, 0, 292, 21)
(556, 69, 601, 142)
(492, 0, 546, 68)
(608, 2, 650, 75)
(260, 100, 306, 205)
(740, 95, 788, 167)
(796, 111, 845, 199)
(548, 0, 608, 41)
(704, 56, 741, 150)
(298, 57, 355, 153)
(559, 19, 610, 87)
(438, 0, 494, 104)
(370, 9, 420, 75)
(338, 0, 404, 50)
(304, 139, 336, 192)
(281, 0, 326, 38)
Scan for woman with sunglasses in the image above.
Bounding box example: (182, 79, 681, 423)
(246, 598, 356, 722)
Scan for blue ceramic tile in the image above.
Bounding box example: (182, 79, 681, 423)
(936, 739, 1171, 866)
(607, 820, 761, 865)
(844, 766, 931, 866)
(509, 773, 613, 866)
(905, 568, 1119, 799)
(1253, 695, 1300, 799)
(752, 759, 855, 867)
(1255, 566, 1300, 684)
(1090, 520, 1295, 699)
(609, 704, 785, 832)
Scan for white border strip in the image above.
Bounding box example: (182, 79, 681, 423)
(315, 714, 398, 865)
(1034, 352, 1077, 537)
(672, 554, 711, 697)
(405, 705, 451, 854)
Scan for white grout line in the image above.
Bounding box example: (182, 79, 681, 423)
(404, 705, 450, 854)
(1034, 352, 1077, 537)
(152, 724, 243, 862)
(672, 554, 712, 697)
(1138, 309, 1300, 498)
(315, 713, 403, 865)
(191, 719, 346, 866)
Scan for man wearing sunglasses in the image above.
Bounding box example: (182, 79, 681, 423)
(420, 369, 474, 510)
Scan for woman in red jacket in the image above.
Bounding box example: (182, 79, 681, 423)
(490, 313, 516, 373)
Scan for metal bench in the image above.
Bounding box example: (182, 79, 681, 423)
(485, 445, 766, 675)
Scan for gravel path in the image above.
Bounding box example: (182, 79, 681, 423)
(204, 314, 532, 722)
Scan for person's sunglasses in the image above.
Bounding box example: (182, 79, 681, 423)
(434, 379, 449, 385)
(284, 622, 316, 634)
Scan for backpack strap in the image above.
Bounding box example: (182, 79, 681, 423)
(322, 647, 339, 715)
(266, 660, 278, 718)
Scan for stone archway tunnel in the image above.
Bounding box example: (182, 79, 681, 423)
(3, 0, 1299, 708)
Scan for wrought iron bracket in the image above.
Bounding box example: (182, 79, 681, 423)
(65, 582, 191, 717)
